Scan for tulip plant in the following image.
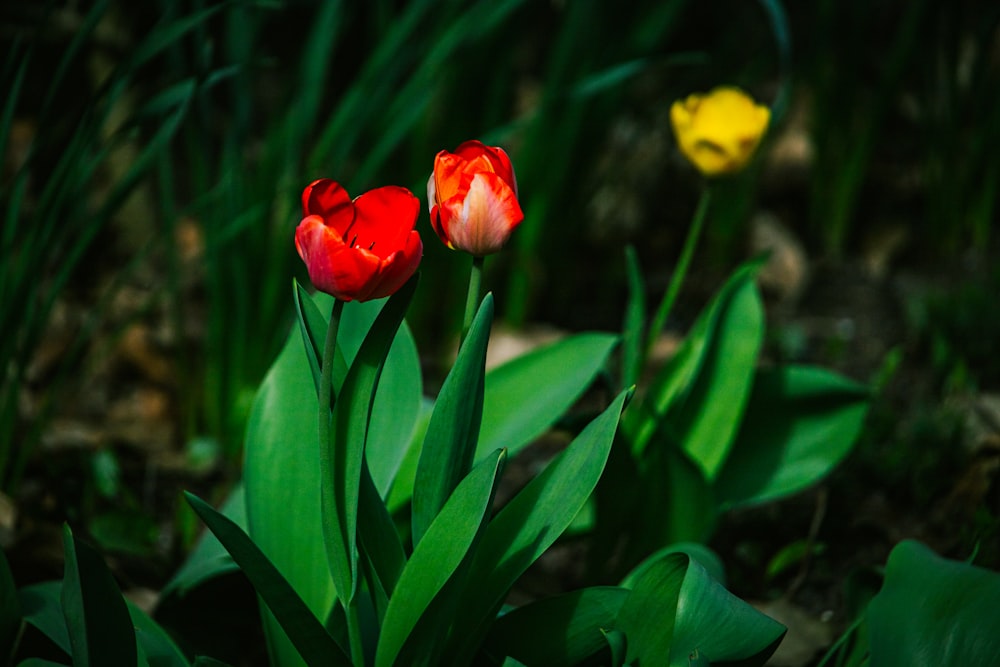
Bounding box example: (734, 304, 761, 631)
(173, 135, 786, 666)
(6, 89, 999, 667)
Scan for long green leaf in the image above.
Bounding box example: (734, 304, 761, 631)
(715, 365, 870, 509)
(244, 317, 336, 667)
(448, 389, 631, 662)
(477, 332, 619, 460)
(160, 484, 245, 599)
(668, 269, 763, 479)
(377, 449, 506, 667)
(626, 261, 762, 457)
(323, 277, 417, 606)
(484, 587, 630, 666)
(186, 492, 350, 667)
(412, 293, 493, 546)
(60, 526, 137, 667)
(867, 540, 1000, 667)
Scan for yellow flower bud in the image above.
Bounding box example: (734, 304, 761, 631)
(670, 86, 771, 177)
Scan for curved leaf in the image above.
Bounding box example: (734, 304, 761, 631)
(669, 270, 763, 479)
(484, 586, 629, 666)
(669, 556, 785, 666)
(714, 365, 870, 510)
(616, 553, 785, 667)
(867, 540, 1000, 667)
(627, 261, 763, 464)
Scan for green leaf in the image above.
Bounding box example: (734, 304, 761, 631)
(627, 262, 763, 464)
(293, 279, 333, 396)
(323, 277, 417, 605)
(667, 268, 764, 479)
(621, 542, 726, 589)
(602, 629, 627, 667)
(668, 556, 785, 666)
(412, 293, 493, 546)
(714, 365, 870, 509)
(867, 540, 1000, 667)
(614, 553, 687, 666)
(477, 332, 619, 460)
(60, 525, 137, 667)
(19, 582, 70, 656)
(376, 449, 506, 667)
(385, 397, 434, 514)
(243, 320, 336, 667)
(129, 599, 192, 667)
(318, 292, 423, 498)
(0, 546, 20, 661)
(185, 492, 350, 666)
(35, 574, 186, 667)
(645, 440, 717, 547)
(622, 245, 646, 389)
(616, 553, 785, 667)
(448, 389, 631, 662)
(484, 587, 629, 666)
(244, 288, 421, 666)
(357, 463, 406, 622)
(161, 484, 245, 599)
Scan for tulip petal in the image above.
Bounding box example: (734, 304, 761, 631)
(369, 231, 423, 300)
(351, 186, 420, 257)
(439, 172, 523, 256)
(295, 215, 382, 302)
(452, 141, 518, 196)
(432, 151, 473, 205)
(302, 179, 353, 222)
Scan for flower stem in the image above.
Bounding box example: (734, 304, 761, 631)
(461, 255, 485, 344)
(317, 299, 365, 664)
(645, 186, 711, 359)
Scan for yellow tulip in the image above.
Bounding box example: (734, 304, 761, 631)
(670, 86, 771, 177)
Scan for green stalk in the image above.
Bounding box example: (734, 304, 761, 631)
(462, 255, 485, 343)
(316, 299, 365, 663)
(645, 187, 711, 359)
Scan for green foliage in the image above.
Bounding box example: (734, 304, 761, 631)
(186, 493, 350, 665)
(823, 541, 1000, 667)
(13, 532, 190, 666)
(411, 295, 493, 546)
(602, 257, 871, 574)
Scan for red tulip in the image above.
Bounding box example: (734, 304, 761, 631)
(427, 140, 524, 256)
(295, 179, 422, 302)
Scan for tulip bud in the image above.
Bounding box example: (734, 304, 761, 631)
(670, 87, 771, 177)
(427, 140, 524, 256)
(295, 179, 422, 302)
